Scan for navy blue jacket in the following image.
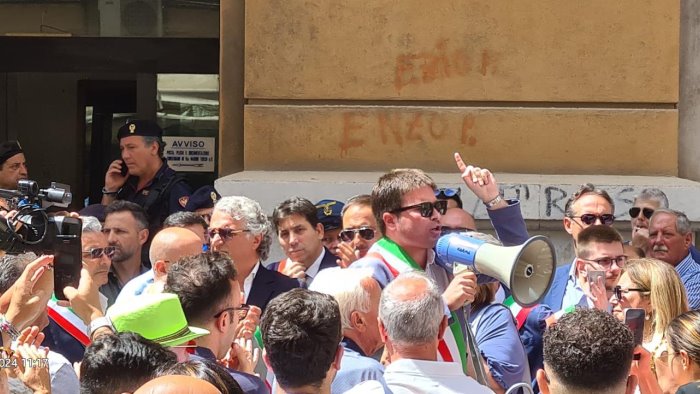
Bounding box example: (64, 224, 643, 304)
(247, 264, 299, 313)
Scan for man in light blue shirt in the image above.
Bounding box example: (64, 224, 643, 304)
(115, 227, 203, 305)
(309, 268, 389, 394)
(648, 209, 700, 309)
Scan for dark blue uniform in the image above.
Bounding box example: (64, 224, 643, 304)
(117, 161, 191, 233)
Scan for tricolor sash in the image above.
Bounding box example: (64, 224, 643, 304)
(503, 296, 535, 331)
(47, 297, 91, 347)
(367, 237, 469, 373)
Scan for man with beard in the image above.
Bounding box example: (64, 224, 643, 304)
(100, 201, 150, 306)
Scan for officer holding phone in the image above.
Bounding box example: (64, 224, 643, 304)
(101, 119, 191, 233)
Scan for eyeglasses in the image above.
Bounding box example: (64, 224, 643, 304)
(629, 207, 654, 220)
(568, 214, 615, 226)
(580, 255, 627, 269)
(392, 200, 448, 218)
(435, 188, 461, 198)
(440, 226, 475, 236)
(213, 304, 251, 319)
(207, 228, 250, 240)
(339, 227, 376, 242)
(612, 285, 649, 300)
(82, 246, 116, 259)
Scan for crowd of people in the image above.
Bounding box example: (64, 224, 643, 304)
(0, 119, 698, 393)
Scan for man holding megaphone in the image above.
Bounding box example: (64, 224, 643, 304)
(352, 153, 531, 379)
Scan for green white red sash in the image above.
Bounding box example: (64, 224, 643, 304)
(47, 297, 91, 346)
(367, 237, 469, 372)
(503, 296, 535, 331)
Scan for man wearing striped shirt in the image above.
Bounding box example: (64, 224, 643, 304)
(648, 209, 700, 309)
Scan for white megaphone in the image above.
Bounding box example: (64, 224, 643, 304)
(436, 233, 556, 307)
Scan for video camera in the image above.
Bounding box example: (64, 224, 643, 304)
(0, 180, 81, 299)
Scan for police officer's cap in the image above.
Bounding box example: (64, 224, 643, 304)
(185, 185, 221, 211)
(0, 141, 23, 166)
(315, 199, 345, 232)
(117, 119, 163, 140)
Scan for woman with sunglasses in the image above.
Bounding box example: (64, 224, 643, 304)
(610, 258, 688, 359)
(43, 216, 113, 364)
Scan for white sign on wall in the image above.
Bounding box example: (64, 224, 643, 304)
(163, 136, 215, 172)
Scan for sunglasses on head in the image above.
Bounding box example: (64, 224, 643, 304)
(393, 200, 448, 218)
(569, 213, 615, 226)
(82, 246, 116, 259)
(435, 188, 461, 198)
(339, 227, 376, 242)
(207, 227, 250, 240)
(629, 207, 654, 220)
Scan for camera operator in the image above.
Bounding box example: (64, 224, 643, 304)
(0, 141, 27, 191)
(101, 119, 191, 233)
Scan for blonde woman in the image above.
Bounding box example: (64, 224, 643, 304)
(633, 310, 700, 394)
(609, 258, 689, 353)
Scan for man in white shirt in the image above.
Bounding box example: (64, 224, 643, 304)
(348, 271, 493, 394)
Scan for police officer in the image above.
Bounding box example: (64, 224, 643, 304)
(0, 141, 28, 190)
(101, 119, 190, 233)
(184, 185, 220, 225)
(315, 199, 345, 257)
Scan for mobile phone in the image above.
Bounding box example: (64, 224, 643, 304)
(587, 270, 605, 286)
(625, 308, 646, 346)
(47, 217, 83, 301)
(119, 160, 128, 177)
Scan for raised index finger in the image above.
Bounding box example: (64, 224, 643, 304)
(454, 152, 467, 173)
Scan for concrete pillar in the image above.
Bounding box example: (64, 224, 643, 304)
(679, 0, 700, 181)
(218, 1, 245, 175)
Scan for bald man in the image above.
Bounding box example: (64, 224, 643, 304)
(135, 375, 221, 394)
(114, 227, 204, 304)
(440, 208, 476, 233)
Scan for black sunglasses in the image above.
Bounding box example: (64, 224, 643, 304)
(435, 188, 461, 198)
(207, 227, 250, 240)
(629, 207, 654, 220)
(213, 304, 251, 319)
(613, 285, 648, 300)
(82, 246, 116, 259)
(569, 214, 615, 226)
(439, 226, 475, 236)
(393, 200, 448, 218)
(339, 227, 375, 242)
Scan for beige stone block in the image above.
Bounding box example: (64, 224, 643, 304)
(245, 0, 679, 102)
(244, 105, 678, 175)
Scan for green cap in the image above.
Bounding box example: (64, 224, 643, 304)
(107, 292, 209, 347)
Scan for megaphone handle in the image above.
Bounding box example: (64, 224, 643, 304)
(462, 306, 490, 386)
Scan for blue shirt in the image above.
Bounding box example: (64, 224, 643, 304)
(560, 259, 592, 311)
(469, 303, 529, 390)
(675, 253, 700, 310)
(332, 338, 389, 394)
